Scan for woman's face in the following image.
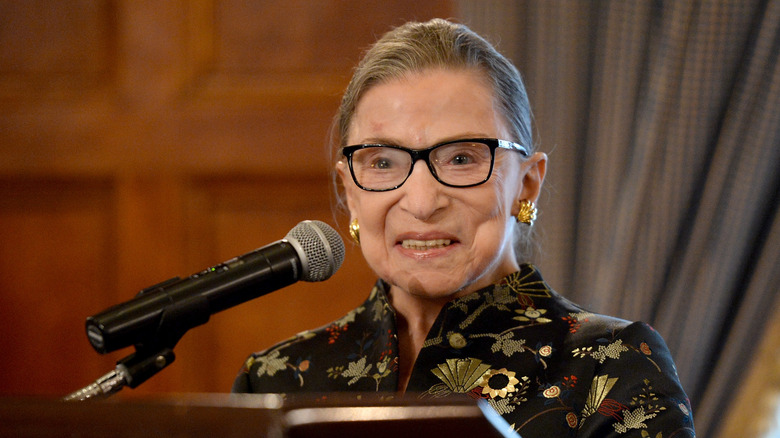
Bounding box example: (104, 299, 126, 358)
(337, 68, 545, 302)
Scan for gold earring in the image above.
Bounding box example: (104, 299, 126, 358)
(516, 200, 537, 226)
(348, 218, 360, 245)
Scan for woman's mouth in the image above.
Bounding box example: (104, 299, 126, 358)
(401, 238, 452, 250)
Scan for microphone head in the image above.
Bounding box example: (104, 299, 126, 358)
(285, 220, 345, 282)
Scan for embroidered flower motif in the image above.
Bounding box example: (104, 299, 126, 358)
(255, 350, 289, 378)
(341, 356, 372, 385)
(479, 368, 521, 399)
(591, 340, 630, 363)
(570, 311, 594, 321)
(370, 298, 385, 322)
(563, 311, 592, 333)
(630, 379, 666, 416)
(489, 332, 528, 357)
(336, 306, 361, 326)
(326, 365, 344, 379)
(516, 294, 535, 308)
(377, 329, 395, 361)
(487, 397, 516, 415)
(562, 375, 578, 388)
(678, 402, 690, 416)
(529, 343, 554, 368)
(598, 399, 628, 421)
(458, 287, 516, 329)
(543, 385, 561, 398)
(562, 316, 582, 334)
(640, 342, 652, 355)
(566, 411, 578, 428)
(513, 307, 552, 323)
(613, 406, 658, 433)
(325, 323, 349, 344)
(572, 346, 593, 358)
(376, 357, 388, 374)
(370, 357, 395, 390)
(291, 357, 311, 386)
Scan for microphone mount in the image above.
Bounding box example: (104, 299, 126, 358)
(63, 348, 176, 401)
(65, 276, 199, 401)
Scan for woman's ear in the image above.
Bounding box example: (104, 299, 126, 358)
(518, 151, 548, 204)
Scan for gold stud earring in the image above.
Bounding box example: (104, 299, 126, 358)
(348, 218, 360, 245)
(516, 200, 537, 226)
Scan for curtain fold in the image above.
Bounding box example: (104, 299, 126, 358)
(458, 1, 780, 436)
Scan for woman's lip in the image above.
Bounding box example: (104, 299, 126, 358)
(396, 231, 458, 241)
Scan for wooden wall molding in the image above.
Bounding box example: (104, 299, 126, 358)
(0, 1, 454, 396)
(0, 0, 115, 102)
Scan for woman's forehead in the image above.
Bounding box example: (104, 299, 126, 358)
(347, 69, 507, 146)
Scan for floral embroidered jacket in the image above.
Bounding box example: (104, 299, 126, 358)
(233, 264, 695, 437)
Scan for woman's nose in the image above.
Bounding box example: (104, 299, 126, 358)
(398, 160, 448, 221)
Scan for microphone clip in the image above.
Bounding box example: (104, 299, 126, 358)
(66, 288, 204, 401)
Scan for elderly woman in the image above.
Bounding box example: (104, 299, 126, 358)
(233, 19, 695, 437)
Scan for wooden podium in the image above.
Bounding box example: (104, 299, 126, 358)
(0, 394, 513, 438)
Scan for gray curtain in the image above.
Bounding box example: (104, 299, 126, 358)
(458, 1, 780, 437)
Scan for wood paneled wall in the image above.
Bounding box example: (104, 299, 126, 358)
(0, 1, 454, 396)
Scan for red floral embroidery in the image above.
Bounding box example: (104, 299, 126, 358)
(468, 386, 488, 400)
(379, 329, 395, 360)
(562, 316, 582, 334)
(516, 294, 535, 308)
(597, 399, 628, 420)
(325, 323, 348, 344)
(640, 342, 652, 355)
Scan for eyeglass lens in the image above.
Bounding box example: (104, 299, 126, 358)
(350, 141, 493, 190)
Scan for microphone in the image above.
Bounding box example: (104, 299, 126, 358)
(85, 220, 345, 355)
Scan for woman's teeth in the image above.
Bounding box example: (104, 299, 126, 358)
(401, 239, 452, 250)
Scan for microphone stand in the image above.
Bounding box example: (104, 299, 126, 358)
(63, 347, 176, 401)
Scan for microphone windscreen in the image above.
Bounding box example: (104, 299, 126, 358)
(286, 220, 345, 282)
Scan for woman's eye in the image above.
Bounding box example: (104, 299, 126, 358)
(442, 151, 479, 166)
(371, 158, 393, 169)
(451, 154, 472, 165)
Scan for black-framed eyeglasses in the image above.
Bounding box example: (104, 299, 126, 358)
(341, 138, 529, 192)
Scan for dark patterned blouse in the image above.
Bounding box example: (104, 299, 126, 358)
(233, 264, 695, 437)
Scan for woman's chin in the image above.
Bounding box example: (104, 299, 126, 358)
(392, 272, 473, 301)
